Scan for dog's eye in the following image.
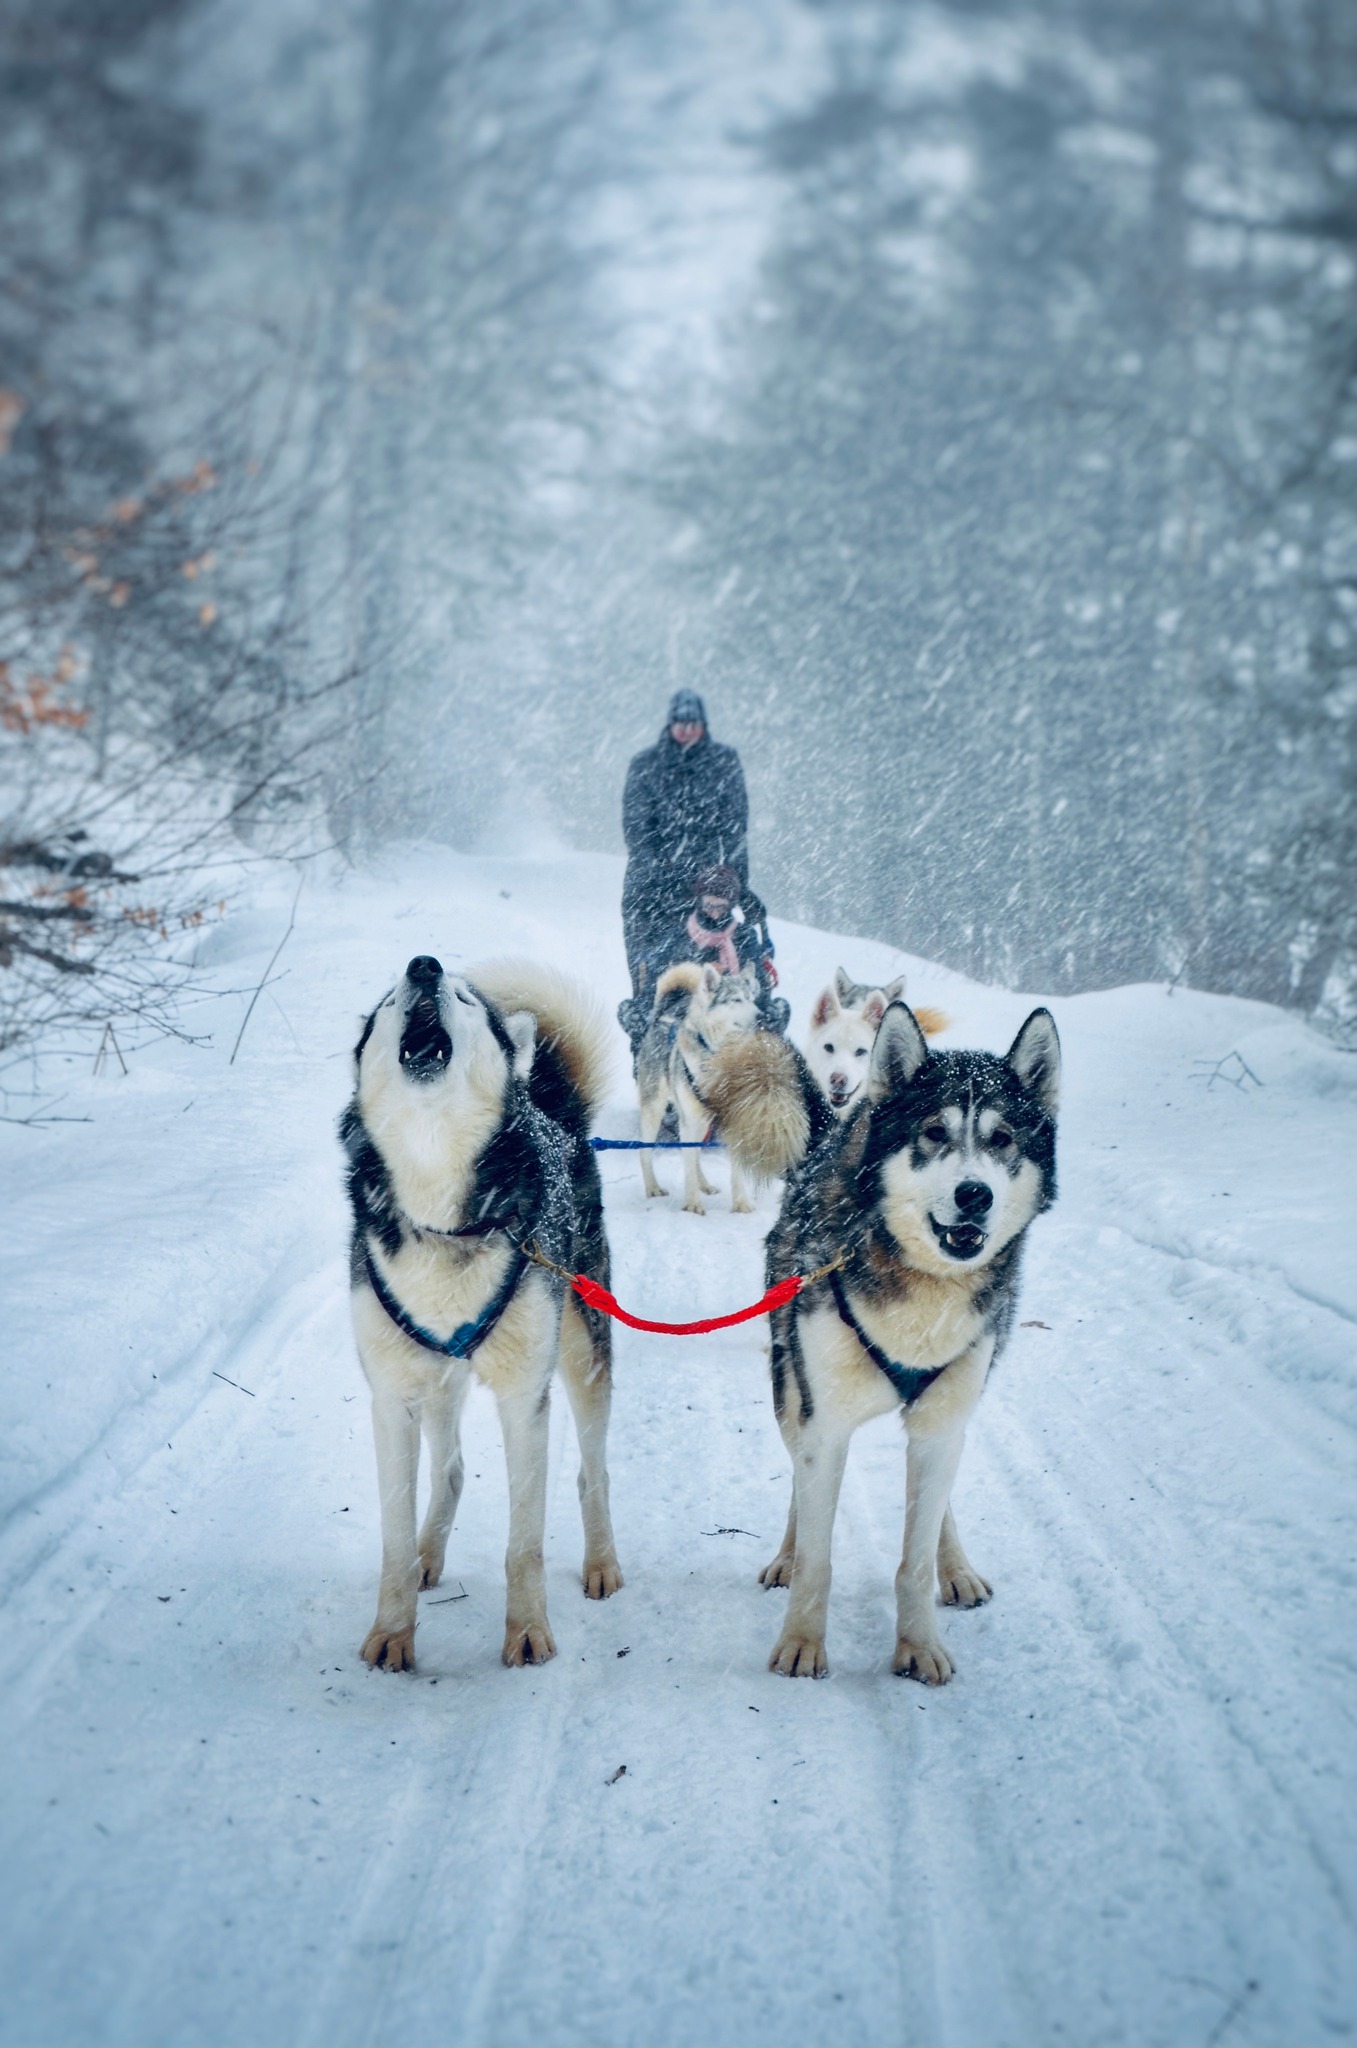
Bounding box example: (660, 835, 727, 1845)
(989, 1129, 1013, 1150)
(854, 1046, 868, 1058)
(823, 1042, 834, 1055)
(923, 1123, 947, 1145)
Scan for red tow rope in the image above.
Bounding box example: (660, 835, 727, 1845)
(570, 1271, 804, 1337)
(522, 1241, 847, 1338)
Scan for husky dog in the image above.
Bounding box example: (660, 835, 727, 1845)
(805, 967, 948, 1116)
(707, 1001, 1059, 1684)
(635, 960, 760, 1215)
(340, 956, 622, 1675)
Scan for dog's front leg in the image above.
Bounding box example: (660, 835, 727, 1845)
(559, 1295, 623, 1599)
(637, 1091, 668, 1198)
(361, 1390, 422, 1672)
(416, 1369, 470, 1591)
(496, 1381, 556, 1666)
(758, 1488, 796, 1589)
(729, 1152, 753, 1215)
(894, 1424, 969, 1684)
(769, 1424, 850, 1678)
(936, 1502, 991, 1609)
(677, 1092, 710, 1213)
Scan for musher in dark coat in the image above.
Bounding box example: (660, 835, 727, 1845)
(617, 692, 787, 1051)
(621, 689, 748, 981)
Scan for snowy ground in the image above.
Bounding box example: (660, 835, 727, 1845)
(2, 848, 1354, 2048)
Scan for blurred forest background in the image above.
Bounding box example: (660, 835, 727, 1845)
(2, 0, 1355, 1052)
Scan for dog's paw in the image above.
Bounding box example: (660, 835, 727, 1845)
(361, 1624, 416, 1672)
(893, 1634, 954, 1685)
(758, 1553, 793, 1589)
(939, 1564, 991, 1608)
(698, 1172, 719, 1196)
(418, 1551, 446, 1591)
(644, 1182, 668, 1199)
(682, 1197, 707, 1216)
(770, 1632, 828, 1678)
(583, 1556, 624, 1599)
(502, 1621, 556, 1667)
(731, 1196, 754, 1215)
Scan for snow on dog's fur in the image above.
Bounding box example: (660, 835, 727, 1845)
(340, 955, 621, 1677)
(708, 1000, 1059, 1685)
(805, 966, 948, 1115)
(635, 960, 760, 1214)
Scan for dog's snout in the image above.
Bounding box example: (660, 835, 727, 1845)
(406, 955, 443, 984)
(829, 1071, 848, 1092)
(954, 1180, 993, 1217)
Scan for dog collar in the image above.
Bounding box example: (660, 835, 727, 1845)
(398, 1209, 519, 1243)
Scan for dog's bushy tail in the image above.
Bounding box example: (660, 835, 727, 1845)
(914, 1005, 949, 1038)
(471, 960, 612, 1135)
(704, 1032, 830, 1182)
(652, 960, 702, 1011)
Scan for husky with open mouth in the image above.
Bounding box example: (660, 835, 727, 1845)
(340, 957, 621, 1674)
(804, 966, 949, 1116)
(707, 1001, 1059, 1684)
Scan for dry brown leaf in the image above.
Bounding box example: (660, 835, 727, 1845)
(198, 600, 218, 627)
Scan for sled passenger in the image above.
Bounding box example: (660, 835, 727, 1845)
(669, 865, 788, 1035)
(619, 865, 787, 1054)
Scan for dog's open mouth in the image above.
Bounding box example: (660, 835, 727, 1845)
(828, 1086, 855, 1109)
(929, 1215, 987, 1260)
(398, 996, 452, 1081)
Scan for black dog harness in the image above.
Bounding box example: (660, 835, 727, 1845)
(829, 1269, 948, 1408)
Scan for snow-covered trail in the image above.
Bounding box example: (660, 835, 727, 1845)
(1, 850, 1354, 2047)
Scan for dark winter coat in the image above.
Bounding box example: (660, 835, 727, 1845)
(621, 727, 748, 962)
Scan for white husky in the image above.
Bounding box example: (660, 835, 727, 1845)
(804, 967, 948, 1116)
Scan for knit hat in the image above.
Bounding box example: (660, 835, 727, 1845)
(667, 689, 706, 727)
(694, 864, 740, 905)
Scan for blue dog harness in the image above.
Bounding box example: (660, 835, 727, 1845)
(363, 1224, 532, 1362)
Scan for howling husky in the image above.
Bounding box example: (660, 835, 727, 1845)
(635, 961, 761, 1214)
(804, 967, 948, 1116)
(707, 1001, 1060, 1684)
(340, 956, 622, 1675)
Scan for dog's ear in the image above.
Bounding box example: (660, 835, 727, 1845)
(810, 985, 839, 1030)
(867, 1002, 929, 1100)
(1006, 1008, 1060, 1115)
(833, 966, 857, 1006)
(882, 975, 906, 1005)
(503, 1009, 537, 1080)
(861, 990, 887, 1028)
(701, 964, 722, 994)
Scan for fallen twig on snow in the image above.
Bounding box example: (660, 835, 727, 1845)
(228, 875, 303, 1066)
